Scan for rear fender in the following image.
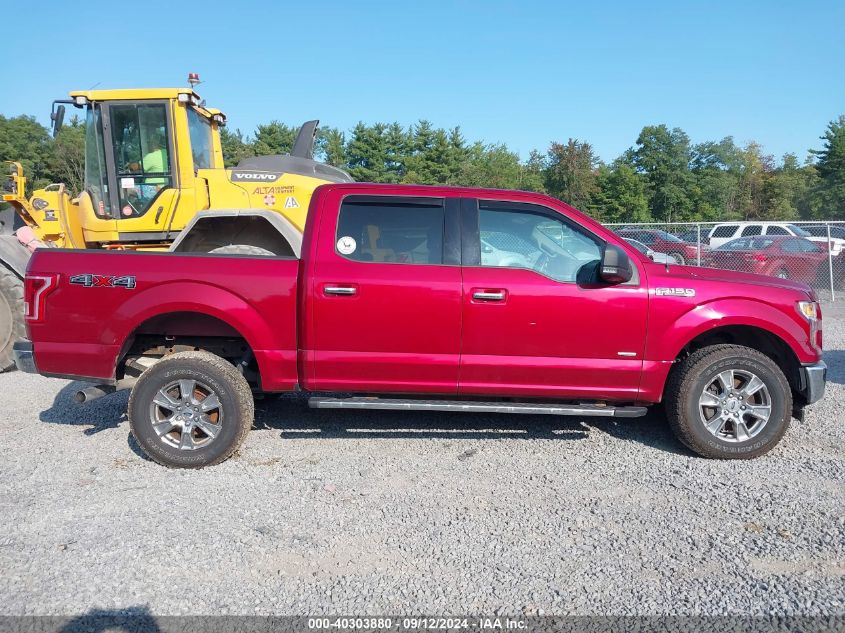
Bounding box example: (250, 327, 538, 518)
(110, 282, 283, 385)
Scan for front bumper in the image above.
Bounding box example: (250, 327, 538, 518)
(13, 340, 37, 374)
(800, 360, 827, 405)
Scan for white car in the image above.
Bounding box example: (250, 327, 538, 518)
(623, 238, 677, 264)
(707, 222, 844, 255)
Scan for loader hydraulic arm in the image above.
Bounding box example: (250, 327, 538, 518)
(2, 162, 37, 227)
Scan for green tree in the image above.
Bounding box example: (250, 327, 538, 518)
(0, 115, 53, 192)
(544, 139, 600, 211)
(251, 121, 297, 156)
(345, 122, 392, 183)
(316, 127, 346, 168)
(808, 115, 845, 219)
(220, 128, 253, 167)
(48, 116, 86, 195)
(589, 163, 651, 223)
(627, 125, 694, 222)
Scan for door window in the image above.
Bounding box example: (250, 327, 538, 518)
(109, 103, 173, 218)
(477, 204, 602, 283)
(712, 225, 738, 238)
(741, 225, 762, 236)
(84, 105, 111, 218)
(336, 198, 445, 264)
(766, 225, 789, 235)
(187, 107, 214, 170)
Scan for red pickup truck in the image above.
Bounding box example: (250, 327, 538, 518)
(14, 184, 826, 467)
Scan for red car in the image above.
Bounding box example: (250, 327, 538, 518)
(616, 229, 703, 265)
(704, 236, 827, 283)
(15, 184, 826, 466)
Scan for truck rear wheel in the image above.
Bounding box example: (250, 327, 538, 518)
(0, 265, 24, 373)
(127, 351, 254, 468)
(665, 344, 791, 459)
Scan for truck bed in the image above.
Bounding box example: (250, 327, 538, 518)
(25, 249, 300, 390)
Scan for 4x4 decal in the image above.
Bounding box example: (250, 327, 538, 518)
(69, 274, 136, 289)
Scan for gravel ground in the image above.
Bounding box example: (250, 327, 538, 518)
(0, 306, 843, 617)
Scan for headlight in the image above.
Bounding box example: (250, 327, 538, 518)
(798, 301, 818, 320)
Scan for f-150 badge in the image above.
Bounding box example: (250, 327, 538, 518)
(655, 288, 695, 297)
(70, 274, 136, 289)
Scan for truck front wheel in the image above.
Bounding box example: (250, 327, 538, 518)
(665, 344, 791, 459)
(0, 265, 24, 373)
(127, 351, 255, 468)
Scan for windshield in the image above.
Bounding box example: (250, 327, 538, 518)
(84, 105, 111, 218)
(655, 230, 685, 243)
(624, 239, 649, 254)
(788, 224, 811, 237)
(718, 237, 775, 250)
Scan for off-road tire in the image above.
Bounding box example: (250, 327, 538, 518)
(128, 351, 254, 468)
(664, 344, 791, 459)
(0, 265, 24, 373)
(209, 244, 276, 257)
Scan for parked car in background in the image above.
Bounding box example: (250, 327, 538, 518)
(801, 224, 845, 241)
(703, 236, 827, 283)
(623, 238, 675, 264)
(615, 229, 702, 265)
(707, 222, 845, 255)
(675, 228, 702, 244)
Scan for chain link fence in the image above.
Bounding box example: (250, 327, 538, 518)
(603, 221, 845, 301)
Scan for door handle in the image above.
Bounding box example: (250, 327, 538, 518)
(324, 286, 358, 296)
(472, 290, 506, 301)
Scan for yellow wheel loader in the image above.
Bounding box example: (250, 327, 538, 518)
(0, 87, 352, 371)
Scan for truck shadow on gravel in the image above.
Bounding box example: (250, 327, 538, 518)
(822, 350, 845, 384)
(38, 383, 691, 457)
(253, 395, 691, 456)
(39, 381, 130, 435)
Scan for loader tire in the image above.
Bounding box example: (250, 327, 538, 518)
(0, 265, 24, 373)
(128, 351, 255, 468)
(209, 244, 276, 257)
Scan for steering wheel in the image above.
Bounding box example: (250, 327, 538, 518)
(536, 252, 552, 276)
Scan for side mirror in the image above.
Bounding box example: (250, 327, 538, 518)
(51, 104, 65, 137)
(599, 244, 633, 284)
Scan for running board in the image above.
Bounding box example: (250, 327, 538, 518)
(308, 397, 647, 418)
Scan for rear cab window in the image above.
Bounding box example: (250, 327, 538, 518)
(336, 197, 445, 265)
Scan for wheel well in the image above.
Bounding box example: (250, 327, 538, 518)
(118, 311, 261, 388)
(674, 325, 802, 398)
(172, 215, 297, 256)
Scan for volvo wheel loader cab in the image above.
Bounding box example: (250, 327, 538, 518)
(0, 86, 353, 370)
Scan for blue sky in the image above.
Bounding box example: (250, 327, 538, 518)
(1, 0, 843, 163)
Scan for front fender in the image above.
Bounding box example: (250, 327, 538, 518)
(636, 297, 816, 404)
(651, 297, 815, 363)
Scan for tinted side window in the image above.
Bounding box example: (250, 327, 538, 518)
(712, 225, 738, 238)
(187, 108, 214, 170)
(477, 204, 602, 283)
(781, 239, 801, 252)
(336, 198, 444, 264)
(766, 225, 789, 235)
(741, 225, 762, 236)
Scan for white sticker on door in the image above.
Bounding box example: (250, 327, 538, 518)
(120, 177, 136, 189)
(337, 236, 357, 255)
